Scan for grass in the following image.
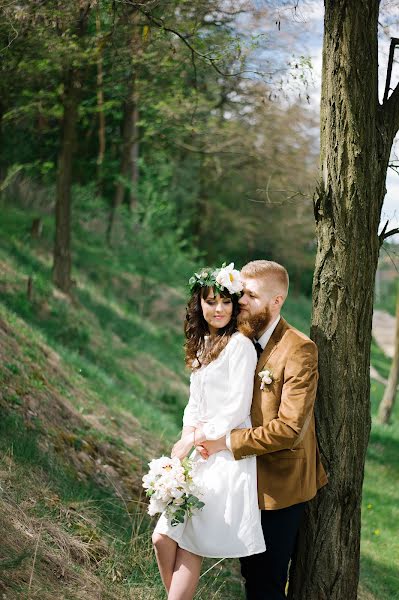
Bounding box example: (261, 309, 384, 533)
(0, 200, 245, 598)
(360, 378, 399, 600)
(0, 198, 398, 599)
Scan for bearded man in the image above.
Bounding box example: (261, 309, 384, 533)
(201, 260, 328, 600)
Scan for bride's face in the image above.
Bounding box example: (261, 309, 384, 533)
(201, 288, 233, 335)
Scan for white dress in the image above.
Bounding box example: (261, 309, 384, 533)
(154, 332, 266, 558)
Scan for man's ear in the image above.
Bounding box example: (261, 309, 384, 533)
(274, 294, 284, 308)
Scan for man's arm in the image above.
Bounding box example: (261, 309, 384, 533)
(229, 339, 318, 459)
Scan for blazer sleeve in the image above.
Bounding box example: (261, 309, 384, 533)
(202, 335, 257, 440)
(230, 338, 318, 458)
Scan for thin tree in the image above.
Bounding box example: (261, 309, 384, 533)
(96, 10, 106, 193)
(107, 10, 141, 244)
(53, 3, 92, 292)
(378, 282, 399, 424)
(289, 4, 399, 600)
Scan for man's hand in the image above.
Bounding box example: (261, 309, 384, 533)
(202, 436, 227, 456)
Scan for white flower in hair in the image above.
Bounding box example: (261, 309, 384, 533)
(215, 262, 243, 294)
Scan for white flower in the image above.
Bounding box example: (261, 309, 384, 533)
(259, 369, 273, 390)
(148, 497, 167, 516)
(142, 473, 155, 489)
(143, 455, 205, 524)
(171, 487, 185, 499)
(215, 263, 243, 294)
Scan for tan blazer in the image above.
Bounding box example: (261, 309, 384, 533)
(230, 317, 328, 510)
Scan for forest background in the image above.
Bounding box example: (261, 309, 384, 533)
(0, 1, 398, 599)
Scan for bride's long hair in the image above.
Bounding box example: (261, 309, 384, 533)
(184, 286, 241, 370)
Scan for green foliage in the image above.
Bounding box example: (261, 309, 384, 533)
(0, 0, 318, 295)
(375, 272, 398, 317)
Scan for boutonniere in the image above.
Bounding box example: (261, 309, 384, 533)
(258, 369, 274, 390)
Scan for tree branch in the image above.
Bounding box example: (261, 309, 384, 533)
(137, 7, 268, 79)
(379, 219, 399, 247)
(382, 38, 399, 138)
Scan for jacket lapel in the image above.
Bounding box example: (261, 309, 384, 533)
(255, 317, 288, 376)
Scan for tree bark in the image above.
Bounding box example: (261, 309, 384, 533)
(378, 285, 399, 423)
(107, 17, 140, 244)
(52, 4, 90, 292)
(53, 67, 80, 293)
(96, 12, 106, 193)
(288, 2, 397, 598)
(0, 101, 4, 183)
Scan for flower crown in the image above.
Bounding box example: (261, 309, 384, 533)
(188, 262, 243, 296)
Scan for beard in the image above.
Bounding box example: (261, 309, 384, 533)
(238, 305, 272, 339)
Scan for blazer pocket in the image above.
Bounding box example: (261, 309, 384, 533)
(268, 448, 305, 460)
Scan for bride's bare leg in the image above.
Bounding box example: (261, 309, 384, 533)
(152, 532, 178, 592)
(168, 547, 202, 600)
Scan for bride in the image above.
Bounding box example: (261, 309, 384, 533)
(152, 263, 265, 600)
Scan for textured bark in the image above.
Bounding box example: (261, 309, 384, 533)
(53, 67, 80, 293)
(0, 101, 4, 183)
(96, 12, 106, 190)
(288, 2, 398, 599)
(108, 17, 140, 243)
(378, 286, 399, 424)
(52, 5, 90, 292)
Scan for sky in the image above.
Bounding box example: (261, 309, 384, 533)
(270, 0, 399, 240)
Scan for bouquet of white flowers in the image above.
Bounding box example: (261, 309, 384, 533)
(142, 455, 205, 526)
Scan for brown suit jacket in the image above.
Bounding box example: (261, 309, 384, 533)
(230, 317, 328, 510)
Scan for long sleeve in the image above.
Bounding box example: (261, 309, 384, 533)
(230, 339, 318, 458)
(202, 335, 257, 440)
(182, 372, 201, 428)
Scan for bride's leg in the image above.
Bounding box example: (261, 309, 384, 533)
(168, 547, 202, 600)
(152, 532, 178, 592)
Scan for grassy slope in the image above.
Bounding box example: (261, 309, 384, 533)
(0, 202, 397, 598)
(0, 203, 243, 599)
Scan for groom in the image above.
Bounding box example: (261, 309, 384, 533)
(201, 260, 328, 600)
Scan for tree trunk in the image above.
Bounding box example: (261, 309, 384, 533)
(128, 95, 139, 212)
(107, 18, 140, 244)
(107, 74, 139, 243)
(52, 4, 90, 291)
(0, 101, 4, 183)
(53, 67, 80, 293)
(378, 285, 399, 423)
(288, 2, 395, 598)
(96, 12, 106, 193)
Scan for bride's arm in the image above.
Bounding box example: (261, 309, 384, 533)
(182, 425, 195, 437)
(171, 374, 199, 459)
(196, 335, 257, 445)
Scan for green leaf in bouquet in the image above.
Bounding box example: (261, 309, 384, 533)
(171, 508, 186, 527)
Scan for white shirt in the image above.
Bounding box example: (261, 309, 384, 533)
(225, 315, 281, 451)
(257, 315, 281, 352)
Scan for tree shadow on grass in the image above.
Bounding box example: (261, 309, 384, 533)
(360, 553, 399, 600)
(76, 287, 184, 374)
(366, 427, 399, 479)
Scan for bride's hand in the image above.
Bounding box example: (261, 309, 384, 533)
(171, 433, 195, 460)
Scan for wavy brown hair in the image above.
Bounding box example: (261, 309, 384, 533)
(184, 285, 241, 370)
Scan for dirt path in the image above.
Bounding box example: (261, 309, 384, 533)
(370, 364, 387, 385)
(372, 309, 396, 358)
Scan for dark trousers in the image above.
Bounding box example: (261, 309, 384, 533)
(240, 502, 306, 600)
